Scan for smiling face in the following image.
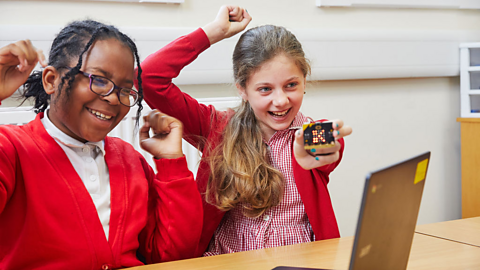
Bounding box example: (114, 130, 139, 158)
(46, 38, 134, 143)
(238, 53, 306, 140)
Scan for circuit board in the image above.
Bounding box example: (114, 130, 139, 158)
(302, 122, 336, 150)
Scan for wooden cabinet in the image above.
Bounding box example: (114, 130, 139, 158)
(457, 118, 480, 218)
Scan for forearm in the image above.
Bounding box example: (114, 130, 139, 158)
(139, 157, 203, 262)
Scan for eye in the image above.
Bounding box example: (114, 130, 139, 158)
(258, 87, 271, 93)
(91, 76, 110, 88)
(286, 82, 298, 89)
(119, 88, 134, 97)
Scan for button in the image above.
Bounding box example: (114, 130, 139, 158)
(102, 264, 110, 270)
(89, 175, 97, 182)
(263, 215, 270, 221)
(82, 147, 89, 153)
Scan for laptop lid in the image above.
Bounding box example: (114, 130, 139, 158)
(349, 151, 430, 270)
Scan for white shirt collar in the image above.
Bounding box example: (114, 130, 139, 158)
(41, 108, 105, 155)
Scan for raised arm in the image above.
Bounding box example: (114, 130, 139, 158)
(138, 6, 251, 146)
(137, 110, 203, 262)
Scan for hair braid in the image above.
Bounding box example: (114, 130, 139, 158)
(21, 20, 144, 130)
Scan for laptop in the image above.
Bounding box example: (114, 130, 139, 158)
(273, 151, 431, 270)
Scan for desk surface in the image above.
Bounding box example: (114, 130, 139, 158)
(128, 233, 480, 270)
(416, 216, 480, 247)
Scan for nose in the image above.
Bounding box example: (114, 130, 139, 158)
(272, 89, 289, 107)
(100, 89, 121, 106)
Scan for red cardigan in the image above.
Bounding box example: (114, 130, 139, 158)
(0, 113, 203, 269)
(139, 28, 344, 257)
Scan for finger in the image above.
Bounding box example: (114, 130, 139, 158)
(239, 8, 252, 28)
(229, 6, 243, 22)
(139, 121, 151, 142)
(334, 125, 353, 139)
(23, 40, 38, 65)
(149, 111, 177, 135)
(14, 40, 35, 70)
(314, 151, 340, 163)
(295, 128, 304, 146)
(228, 6, 240, 16)
(330, 119, 343, 130)
(0, 43, 26, 70)
(37, 49, 47, 67)
(313, 141, 341, 155)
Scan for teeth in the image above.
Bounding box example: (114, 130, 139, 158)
(88, 108, 113, 120)
(271, 110, 289, 117)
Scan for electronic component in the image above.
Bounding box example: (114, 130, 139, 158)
(302, 122, 335, 150)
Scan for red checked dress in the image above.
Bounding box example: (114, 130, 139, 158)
(138, 28, 345, 257)
(204, 113, 315, 255)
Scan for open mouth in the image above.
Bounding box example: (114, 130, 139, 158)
(269, 108, 290, 117)
(87, 108, 113, 121)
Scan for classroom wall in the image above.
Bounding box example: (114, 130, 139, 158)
(1, 0, 479, 236)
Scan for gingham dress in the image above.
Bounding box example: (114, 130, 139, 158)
(204, 112, 315, 256)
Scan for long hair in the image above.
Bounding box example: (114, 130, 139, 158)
(206, 25, 311, 218)
(22, 20, 144, 127)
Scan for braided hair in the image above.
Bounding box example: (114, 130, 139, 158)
(22, 20, 143, 127)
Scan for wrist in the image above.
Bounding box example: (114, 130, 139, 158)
(154, 152, 184, 160)
(202, 23, 226, 45)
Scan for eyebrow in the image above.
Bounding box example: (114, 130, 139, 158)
(88, 67, 134, 85)
(254, 76, 301, 86)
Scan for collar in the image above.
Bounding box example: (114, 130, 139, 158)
(264, 111, 309, 144)
(41, 108, 105, 155)
(290, 111, 308, 129)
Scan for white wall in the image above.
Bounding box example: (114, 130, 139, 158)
(0, 0, 478, 236)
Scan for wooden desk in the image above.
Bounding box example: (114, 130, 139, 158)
(416, 216, 480, 247)
(128, 233, 480, 270)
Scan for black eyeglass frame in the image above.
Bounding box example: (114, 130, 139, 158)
(78, 71, 139, 107)
(57, 67, 140, 107)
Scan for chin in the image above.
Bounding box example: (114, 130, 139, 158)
(83, 133, 108, 143)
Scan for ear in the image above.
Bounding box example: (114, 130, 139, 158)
(236, 83, 248, 101)
(42, 66, 61, 95)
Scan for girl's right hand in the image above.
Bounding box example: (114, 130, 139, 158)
(0, 40, 47, 101)
(202, 5, 252, 45)
(140, 109, 185, 160)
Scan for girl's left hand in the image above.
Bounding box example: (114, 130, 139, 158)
(293, 119, 352, 170)
(140, 109, 184, 159)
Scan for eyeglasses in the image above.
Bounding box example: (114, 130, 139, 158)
(78, 71, 139, 107)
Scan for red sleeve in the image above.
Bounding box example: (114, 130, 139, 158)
(316, 137, 345, 177)
(0, 129, 16, 214)
(138, 156, 203, 263)
(136, 28, 226, 148)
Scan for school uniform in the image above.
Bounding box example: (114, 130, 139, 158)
(0, 113, 202, 270)
(139, 28, 345, 257)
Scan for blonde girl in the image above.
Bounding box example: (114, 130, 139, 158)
(139, 6, 352, 256)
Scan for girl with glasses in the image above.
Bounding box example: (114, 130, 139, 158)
(0, 20, 202, 269)
(139, 6, 352, 257)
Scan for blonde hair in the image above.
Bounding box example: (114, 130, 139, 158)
(206, 25, 311, 218)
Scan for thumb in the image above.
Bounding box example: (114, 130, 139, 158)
(295, 128, 304, 145)
(139, 118, 151, 143)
